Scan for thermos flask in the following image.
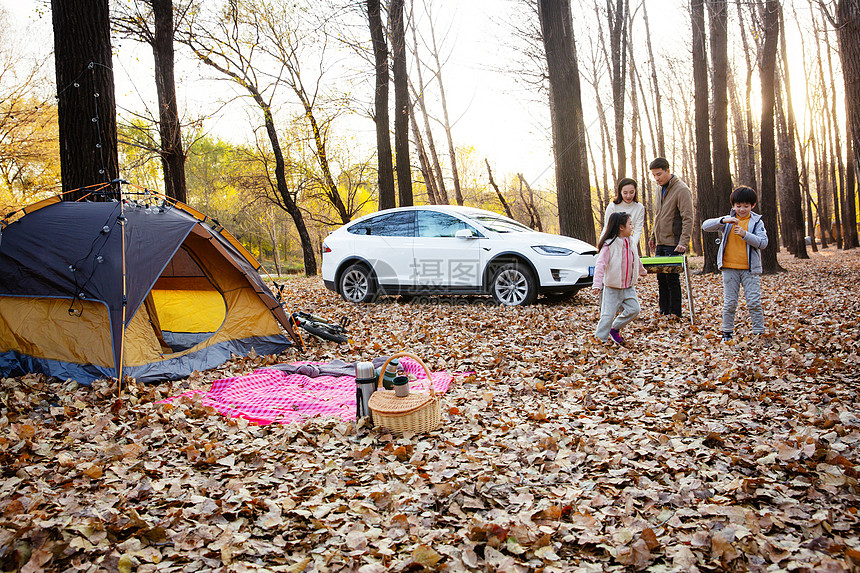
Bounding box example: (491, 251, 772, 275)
(381, 358, 400, 390)
(355, 361, 377, 424)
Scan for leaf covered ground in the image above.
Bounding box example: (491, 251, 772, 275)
(1, 250, 859, 572)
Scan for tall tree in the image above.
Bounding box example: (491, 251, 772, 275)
(835, 0, 860, 249)
(757, 0, 782, 273)
(367, 0, 396, 210)
(813, 13, 841, 248)
(709, 0, 732, 215)
(424, 2, 463, 205)
(181, 1, 320, 274)
(485, 159, 514, 219)
(640, 0, 665, 157)
(692, 0, 717, 271)
(846, 122, 859, 249)
(114, 0, 189, 203)
(410, 20, 448, 204)
(51, 0, 119, 200)
(152, 0, 187, 203)
(537, 0, 594, 243)
(776, 3, 808, 258)
(606, 0, 629, 178)
(822, 6, 847, 248)
(735, 1, 758, 187)
(390, 0, 412, 206)
(409, 103, 438, 204)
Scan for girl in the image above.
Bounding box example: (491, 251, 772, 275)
(593, 212, 648, 345)
(602, 177, 646, 251)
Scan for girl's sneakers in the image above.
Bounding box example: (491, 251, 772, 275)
(609, 328, 624, 345)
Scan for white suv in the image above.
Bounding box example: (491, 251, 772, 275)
(321, 206, 597, 306)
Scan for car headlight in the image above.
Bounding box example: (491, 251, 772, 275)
(531, 245, 574, 256)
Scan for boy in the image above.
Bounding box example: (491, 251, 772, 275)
(648, 157, 694, 319)
(701, 186, 769, 341)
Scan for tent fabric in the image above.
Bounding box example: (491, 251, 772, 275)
(0, 296, 113, 367)
(0, 335, 290, 384)
(0, 198, 295, 384)
(159, 357, 454, 425)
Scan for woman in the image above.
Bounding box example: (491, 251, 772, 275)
(601, 177, 645, 250)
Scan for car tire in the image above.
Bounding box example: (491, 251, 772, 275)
(490, 262, 538, 306)
(339, 263, 377, 303)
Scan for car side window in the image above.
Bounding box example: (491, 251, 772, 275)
(417, 211, 479, 238)
(347, 221, 371, 235)
(369, 211, 415, 237)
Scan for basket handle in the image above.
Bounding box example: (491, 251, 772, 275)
(377, 351, 436, 397)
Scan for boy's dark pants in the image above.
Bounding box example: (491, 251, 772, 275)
(656, 244, 682, 317)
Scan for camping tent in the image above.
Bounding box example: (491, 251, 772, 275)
(0, 195, 299, 384)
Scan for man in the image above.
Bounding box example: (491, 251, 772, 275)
(648, 157, 694, 319)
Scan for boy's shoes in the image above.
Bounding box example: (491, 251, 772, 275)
(609, 328, 625, 345)
(721, 332, 733, 342)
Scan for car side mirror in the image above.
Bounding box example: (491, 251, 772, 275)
(455, 229, 476, 239)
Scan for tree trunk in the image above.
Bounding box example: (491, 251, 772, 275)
(641, 0, 665, 157)
(692, 0, 717, 272)
(183, 32, 318, 274)
(390, 0, 412, 207)
(813, 13, 842, 249)
(845, 121, 859, 248)
(426, 10, 462, 205)
(607, 0, 628, 178)
(776, 88, 806, 257)
(152, 0, 187, 203)
(728, 70, 746, 181)
(586, 133, 606, 229)
(736, 0, 758, 188)
(628, 11, 639, 189)
(776, 4, 808, 258)
(367, 0, 395, 210)
(538, 0, 595, 243)
(836, 0, 860, 249)
(590, 74, 614, 210)
(263, 105, 317, 275)
(758, 0, 782, 273)
(410, 103, 438, 204)
(518, 173, 544, 232)
(822, 10, 846, 248)
(51, 0, 119, 200)
(410, 23, 448, 204)
(812, 135, 829, 247)
(709, 0, 732, 216)
(486, 159, 514, 219)
(802, 139, 819, 252)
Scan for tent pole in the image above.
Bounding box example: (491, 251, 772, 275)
(118, 204, 128, 396)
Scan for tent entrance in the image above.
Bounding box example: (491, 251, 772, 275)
(149, 246, 227, 352)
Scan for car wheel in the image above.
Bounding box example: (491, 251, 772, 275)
(490, 263, 538, 306)
(339, 264, 377, 303)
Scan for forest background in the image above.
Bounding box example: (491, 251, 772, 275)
(1, 0, 859, 277)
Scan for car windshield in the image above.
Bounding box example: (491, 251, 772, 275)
(465, 212, 533, 233)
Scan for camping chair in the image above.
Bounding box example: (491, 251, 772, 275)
(640, 255, 695, 325)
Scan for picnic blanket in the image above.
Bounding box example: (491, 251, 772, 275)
(160, 356, 454, 425)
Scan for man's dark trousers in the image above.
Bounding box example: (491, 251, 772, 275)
(656, 244, 682, 317)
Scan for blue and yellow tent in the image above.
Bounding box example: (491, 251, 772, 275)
(0, 194, 298, 384)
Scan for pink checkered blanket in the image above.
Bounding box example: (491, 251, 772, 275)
(160, 357, 453, 425)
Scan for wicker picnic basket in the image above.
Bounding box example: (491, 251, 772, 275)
(368, 352, 442, 433)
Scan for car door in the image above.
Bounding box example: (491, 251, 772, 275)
(412, 210, 484, 291)
(355, 211, 416, 290)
